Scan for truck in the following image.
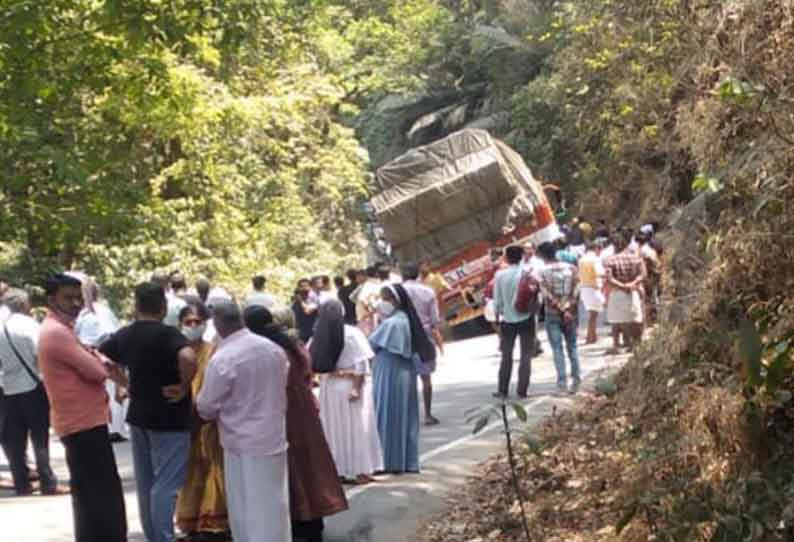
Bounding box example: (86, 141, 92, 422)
(371, 129, 560, 332)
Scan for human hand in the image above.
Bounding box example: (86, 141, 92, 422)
(115, 386, 128, 404)
(348, 388, 361, 402)
(162, 384, 188, 403)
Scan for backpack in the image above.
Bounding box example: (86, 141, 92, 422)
(514, 272, 540, 314)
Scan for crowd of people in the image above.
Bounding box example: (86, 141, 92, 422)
(488, 218, 663, 397)
(0, 261, 445, 542)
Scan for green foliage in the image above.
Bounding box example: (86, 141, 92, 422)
(1, 1, 442, 306)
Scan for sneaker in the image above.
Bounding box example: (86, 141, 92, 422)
(569, 380, 581, 395)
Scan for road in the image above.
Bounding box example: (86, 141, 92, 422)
(0, 325, 626, 542)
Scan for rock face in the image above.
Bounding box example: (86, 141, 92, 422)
(355, 24, 540, 168)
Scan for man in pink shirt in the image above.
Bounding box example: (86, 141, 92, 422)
(197, 300, 290, 542)
(38, 273, 127, 542)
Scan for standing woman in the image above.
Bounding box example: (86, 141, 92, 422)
(74, 275, 127, 442)
(369, 284, 434, 474)
(311, 300, 383, 485)
(244, 305, 348, 542)
(175, 301, 229, 542)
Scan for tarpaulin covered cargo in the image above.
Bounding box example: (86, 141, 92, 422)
(372, 129, 557, 265)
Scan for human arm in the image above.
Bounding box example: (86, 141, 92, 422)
(196, 359, 230, 421)
(59, 327, 110, 383)
(163, 345, 198, 403)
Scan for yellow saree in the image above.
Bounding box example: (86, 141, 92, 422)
(176, 342, 228, 535)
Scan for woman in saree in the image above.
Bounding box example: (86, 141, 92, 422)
(369, 284, 436, 474)
(244, 305, 348, 542)
(175, 300, 229, 542)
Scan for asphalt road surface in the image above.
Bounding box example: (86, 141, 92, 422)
(0, 324, 627, 542)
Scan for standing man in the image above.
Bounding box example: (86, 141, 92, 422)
(604, 232, 647, 354)
(579, 242, 606, 344)
(292, 279, 319, 343)
(197, 301, 290, 542)
(537, 243, 582, 394)
(245, 274, 277, 309)
(152, 270, 187, 328)
(100, 282, 197, 542)
(38, 273, 127, 542)
(492, 246, 536, 399)
(402, 263, 443, 426)
(337, 269, 359, 325)
(0, 288, 63, 496)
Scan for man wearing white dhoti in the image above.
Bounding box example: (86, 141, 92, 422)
(196, 300, 291, 542)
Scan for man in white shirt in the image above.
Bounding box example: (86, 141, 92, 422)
(197, 301, 290, 542)
(0, 288, 62, 495)
(244, 274, 277, 309)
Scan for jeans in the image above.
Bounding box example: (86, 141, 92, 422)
(498, 318, 536, 396)
(545, 315, 581, 386)
(130, 425, 190, 542)
(62, 425, 127, 542)
(4, 385, 57, 494)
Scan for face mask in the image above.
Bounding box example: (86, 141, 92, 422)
(182, 324, 206, 343)
(377, 301, 396, 319)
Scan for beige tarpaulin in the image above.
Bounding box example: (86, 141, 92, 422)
(372, 129, 548, 264)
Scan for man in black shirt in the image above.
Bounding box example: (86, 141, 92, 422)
(100, 282, 197, 542)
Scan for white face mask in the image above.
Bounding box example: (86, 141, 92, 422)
(377, 301, 396, 319)
(182, 324, 206, 343)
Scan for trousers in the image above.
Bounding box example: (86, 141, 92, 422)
(62, 425, 128, 542)
(3, 385, 57, 494)
(498, 318, 536, 396)
(130, 425, 190, 542)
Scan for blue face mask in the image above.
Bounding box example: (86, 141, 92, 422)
(376, 301, 396, 319)
(181, 324, 206, 343)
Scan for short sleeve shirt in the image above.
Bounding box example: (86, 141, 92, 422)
(100, 321, 190, 431)
(337, 325, 375, 375)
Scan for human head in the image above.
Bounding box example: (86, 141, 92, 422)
(380, 285, 399, 306)
(243, 304, 273, 337)
(170, 272, 187, 292)
(355, 269, 367, 284)
(366, 266, 378, 279)
(504, 245, 524, 265)
(524, 242, 536, 259)
(536, 242, 557, 263)
(613, 231, 631, 252)
(195, 277, 211, 302)
(80, 275, 100, 313)
(636, 231, 649, 246)
(310, 276, 323, 291)
(401, 263, 420, 281)
(334, 276, 344, 289)
(150, 270, 170, 290)
(297, 278, 311, 298)
(554, 236, 568, 250)
(376, 263, 391, 281)
(585, 241, 601, 255)
(45, 273, 84, 321)
(252, 274, 266, 291)
(212, 300, 243, 339)
(320, 275, 331, 291)
(178, 300, 210, 343)
(3, 288, 31, 315)
(135, 282, 167, 319)
(345, 269, 357, 283)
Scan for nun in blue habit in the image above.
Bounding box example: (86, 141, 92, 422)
(369, 283, 437, 473)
